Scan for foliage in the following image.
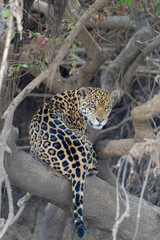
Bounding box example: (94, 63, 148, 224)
(69, 43, 78, 75)
(8, 63, 28, 76)
(61, 19, 75, 30)
(156, 3, 160, 15)
(116, 0, 132, 7)
(2, 9, 9, 18)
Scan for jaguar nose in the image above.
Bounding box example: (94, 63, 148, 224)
(96, 117, 104, 123)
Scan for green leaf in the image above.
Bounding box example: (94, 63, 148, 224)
(116, 0, 132, 7)
(116, 0, 125, 7)
(72, 43, 76, 49)
(22, 64, 28, 68)
(2, 9, 9, 18)
(126, 0, 132, 6)
(67, 22, 74, 30)
(42, 65, 48, 70)
(156, 3, 160, 14)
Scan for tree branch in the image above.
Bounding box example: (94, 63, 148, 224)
(5, 136, 160, 240)
(131, 90, 160, 140)
(95, 139, 134, 158)
(86, 16, 135, 30)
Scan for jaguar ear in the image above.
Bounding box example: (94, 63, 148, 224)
(109, 89, 120, 105)
(80, 87, 91, 100)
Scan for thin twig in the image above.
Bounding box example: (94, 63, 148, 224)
(101, 117, 131, 134)
(112, 157, 130, 240)
(0, 169, 14, 239)
(9, 206, 25, 226)
(132, 159, 151, 240)
(115, 157, 125, 221)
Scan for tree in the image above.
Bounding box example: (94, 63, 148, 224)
(0, 0, 160, 239)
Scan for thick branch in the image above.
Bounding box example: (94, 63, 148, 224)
(86, 16, 135, 30)
(77, 27, 102, 59)
(95, 139, 134, 158)
(131, 90, 160, 122)
(130, 90, 160, 140)
(5, 138, 160, 240)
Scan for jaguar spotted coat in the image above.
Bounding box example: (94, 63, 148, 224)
(29, 87, 116, 238)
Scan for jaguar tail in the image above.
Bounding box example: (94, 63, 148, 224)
(71, 172, 86, 238)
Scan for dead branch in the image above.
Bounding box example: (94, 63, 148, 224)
(5, 137, 160, 240)
(77, 27, 103, 59)
(131, 90, 160, 140)
(131, 88, 160, 123)
(86, 16, 135, 30)
(95, 139, 134, 158)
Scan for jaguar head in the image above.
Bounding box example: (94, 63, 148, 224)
(79, 87, 118, 129)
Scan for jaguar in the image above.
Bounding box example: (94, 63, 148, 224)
(18, 87, 117, 238)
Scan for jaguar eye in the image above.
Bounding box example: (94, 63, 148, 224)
(105, 105, 110, 111)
